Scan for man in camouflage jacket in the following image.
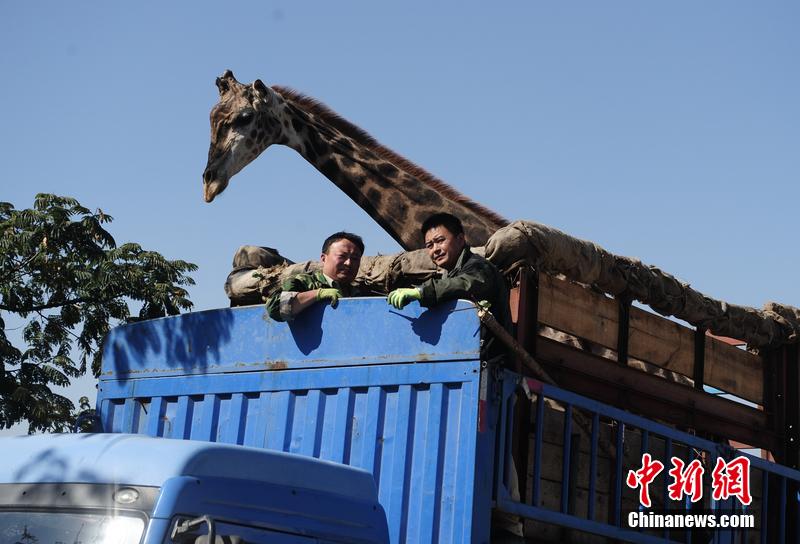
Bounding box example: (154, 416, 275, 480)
(387, 213, 510, 333)
(266, 232, 364, 322)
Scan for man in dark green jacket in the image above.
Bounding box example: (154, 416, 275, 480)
(387, 213, 510, 332)
(266, 232, 364, 321)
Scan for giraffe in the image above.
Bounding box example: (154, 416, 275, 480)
(208, 71, 696, 386)
(203, 70, 507, 250)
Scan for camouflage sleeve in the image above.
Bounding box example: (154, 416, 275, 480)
(417, 260, 495, 308)
(265, 274, 317, 321)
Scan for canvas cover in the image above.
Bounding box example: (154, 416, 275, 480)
(226, 220, 800, 349)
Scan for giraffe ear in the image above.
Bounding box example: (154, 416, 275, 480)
(252, 79, 273, 106)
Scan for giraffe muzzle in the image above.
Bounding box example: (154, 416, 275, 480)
(203, 167, 229, 203)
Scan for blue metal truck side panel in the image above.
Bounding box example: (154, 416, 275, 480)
(101, 298, 479, 378)
(98, 300, 494, 544)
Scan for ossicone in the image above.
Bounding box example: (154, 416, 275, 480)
(215, 69, 238, 95)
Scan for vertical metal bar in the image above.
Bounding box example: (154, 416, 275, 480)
(762, 472, 769, 544)
(764, 346, 786, 464)
(686, 491, 693, 544)
(663, 438, 672, 541)
(786, 343, 800, 469)
(515, 267, 539, 360)
(561, 404, 573, 513)
(685, 447, 700, 544)
(617, 297, 631, 366)
(568, 432, 580, 517)
(785, 344, 800, 543)
(588, 412, 599, 521)
(173, 396, 191, 439)
(145, 397, 163, 437)
(693, 327, 706, 390)
(638, 429, 649, 533)
(493, 382, 510, 501)
(796, 489, 800, 544)
(532, 392, 544, 507)
(711, 453, 724, 544)
(781, 477, 787, 544)
(614, 421, 625, 527)
(511, 267, 538, 505)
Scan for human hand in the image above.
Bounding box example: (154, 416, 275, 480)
(316, 288, 343, 308)
(387, 288, 421, 309)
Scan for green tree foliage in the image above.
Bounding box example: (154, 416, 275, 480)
(0, 194, 197, 432)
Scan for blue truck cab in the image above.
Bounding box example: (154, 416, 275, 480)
(0, 433, 389, 543)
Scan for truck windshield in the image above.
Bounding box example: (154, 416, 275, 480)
(0, 512, 144, 544)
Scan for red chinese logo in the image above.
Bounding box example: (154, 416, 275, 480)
(626, 453, 664, 508)
(668, 457, 705, 503)
(711, 456, 752, 506)
(628, 454, 752, 508)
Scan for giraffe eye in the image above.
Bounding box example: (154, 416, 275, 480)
(232, 112, 253, 127)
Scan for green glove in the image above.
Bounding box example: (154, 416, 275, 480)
(316, 288, 343, 308)
(387, 288, 422, 309)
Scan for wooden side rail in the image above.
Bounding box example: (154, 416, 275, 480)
(533, 273, 763, 404)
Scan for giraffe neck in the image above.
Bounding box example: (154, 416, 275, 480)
(274, 89, 507, 250)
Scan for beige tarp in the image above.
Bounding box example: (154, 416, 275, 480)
(484, 221, 800, 349)
(225, 247, 441, 305)
(226, 220, 800, 349)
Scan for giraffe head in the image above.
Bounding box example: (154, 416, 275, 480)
(203, 70, 286, 202)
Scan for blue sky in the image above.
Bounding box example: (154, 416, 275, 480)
(1, 2, 798, 425)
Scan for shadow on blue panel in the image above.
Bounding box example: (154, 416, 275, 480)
(388, 300, 458, 345)
(287, 303, 324, 355)
(109, 308, 237, 381)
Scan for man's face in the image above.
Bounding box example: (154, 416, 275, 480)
(424, 225, 465, 271)
(320, 238, 362, 285)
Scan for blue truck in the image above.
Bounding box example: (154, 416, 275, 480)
(2, 297, 800, 542)
(0, 433, 389, 543)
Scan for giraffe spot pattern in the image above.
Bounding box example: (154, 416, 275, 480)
(366, 187, 383, 206)
(338, 155, 355, 169)
(371, 176, 392, 189)
(378, 163, 399, 178)
(414, 210, 430, 226)
(335, 138, 354, 152)
(304, 142, 318, 163)
(311, 134, 329, 158)
(387, 192, 406, 216)
(320, 159, 339, 182)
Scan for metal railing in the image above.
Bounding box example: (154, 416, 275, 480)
(495, 372, 800, 543)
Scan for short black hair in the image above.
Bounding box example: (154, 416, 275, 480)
(321, 231, 365, 255)
(421, 213, 464, 238)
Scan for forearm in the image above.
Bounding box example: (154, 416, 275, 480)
(290, 289, 320, 316)
(419, 276, 485, 306)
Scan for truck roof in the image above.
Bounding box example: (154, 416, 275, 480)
(0, 433, 379, 502)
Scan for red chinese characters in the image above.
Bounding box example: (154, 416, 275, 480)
(628, 454, 752, 508)
(626, 453, 664, 508)
(711, 456, 752, 506)
(667, 458, 704, 503)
